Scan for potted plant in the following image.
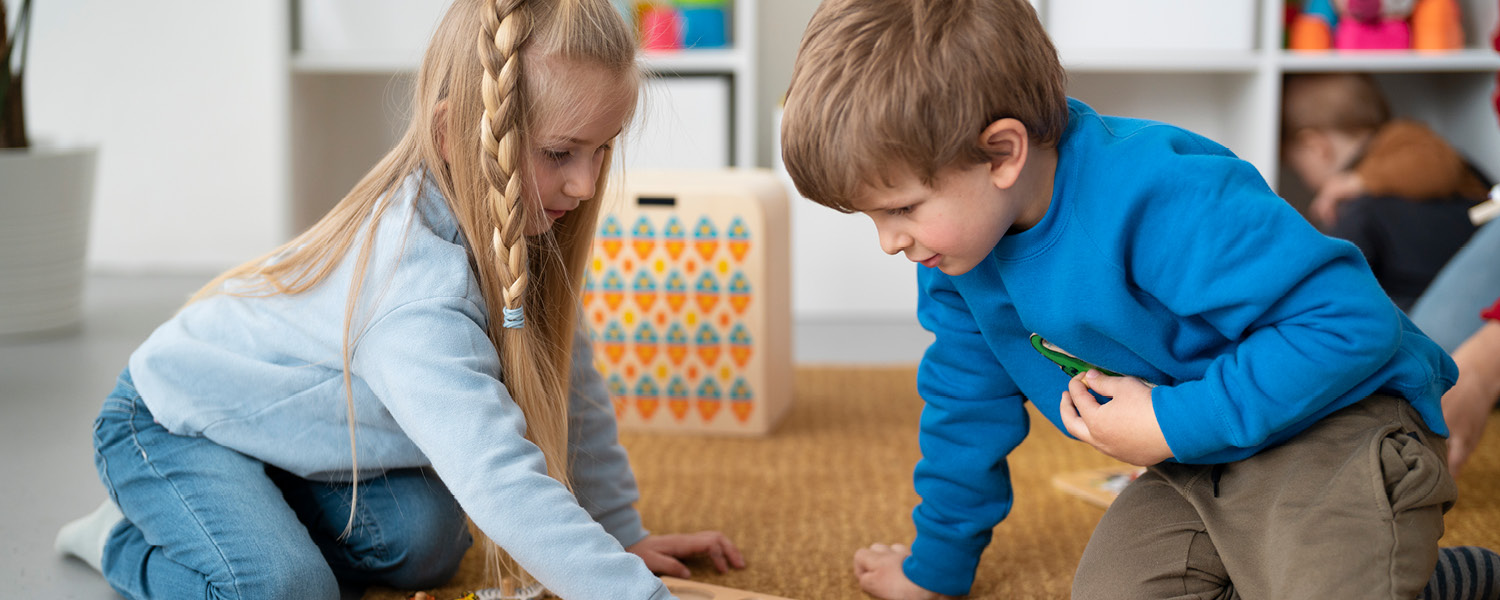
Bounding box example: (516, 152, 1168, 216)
(1, 0, 98, 337)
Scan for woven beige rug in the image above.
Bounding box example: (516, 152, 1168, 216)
(365, 366, 1500, 600)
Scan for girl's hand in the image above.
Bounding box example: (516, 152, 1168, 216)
(1060, 370, 1174, 466)
(627, 531, 745, 578)
(852, 543, 954, 600)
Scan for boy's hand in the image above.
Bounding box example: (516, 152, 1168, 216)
(1060, 370, 1173, 466)
(852, 543, 955, 600)
(627, 531, 746, 579)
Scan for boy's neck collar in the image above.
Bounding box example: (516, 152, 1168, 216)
(1009, 146, 1059, 233)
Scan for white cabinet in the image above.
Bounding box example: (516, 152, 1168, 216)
(287, 0, 757, 230)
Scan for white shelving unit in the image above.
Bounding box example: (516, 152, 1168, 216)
(1048, 0, 1499, 209)
(286, 0, 756, 231)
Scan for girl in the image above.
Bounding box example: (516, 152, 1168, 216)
(53, 0, 743, 598)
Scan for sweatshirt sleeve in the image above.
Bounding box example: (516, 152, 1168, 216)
(353, 297, 671, 600)
(566, 323, 649, 549)
(904, 267, 1031, 597)
(1124, 153, 1405, 461)
(1357, 120, 1489, 201)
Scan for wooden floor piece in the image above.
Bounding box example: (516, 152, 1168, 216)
(661, 576, 797, 600)
(1051, 466, 1144, 508)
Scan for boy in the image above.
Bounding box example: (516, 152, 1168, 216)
(780, 0, 1497, 598)
(1281, 72, 1490, 310)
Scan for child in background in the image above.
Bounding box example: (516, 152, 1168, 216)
(52, 0, 742, 598)
(1281, 72, 1491, 310)
(780, 0, 1496, 598)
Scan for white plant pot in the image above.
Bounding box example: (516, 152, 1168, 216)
(0, 144, 98, 336)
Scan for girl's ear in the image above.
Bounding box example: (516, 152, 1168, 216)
(979, 118, 1029, 190)
(434, 100, 451, 164)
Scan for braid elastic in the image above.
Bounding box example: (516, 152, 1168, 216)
(480, 0, 532, 324)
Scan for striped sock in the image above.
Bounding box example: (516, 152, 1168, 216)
(1422, 546, 1500, 600)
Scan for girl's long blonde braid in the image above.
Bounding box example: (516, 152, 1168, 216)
(474, 0, 571, 588)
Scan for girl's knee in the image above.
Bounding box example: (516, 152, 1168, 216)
(376, 514, 472, 588)
(211, 553, 338, 600)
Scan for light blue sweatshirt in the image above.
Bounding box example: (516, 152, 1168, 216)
(903, 99, 1457, 595)
(129, 172, 672, 600)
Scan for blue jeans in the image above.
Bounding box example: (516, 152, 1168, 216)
(92, 369, 472, 600)
(1409, 219, 1500, 352)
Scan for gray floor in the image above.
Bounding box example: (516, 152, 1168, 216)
(1, 273, 929, 597)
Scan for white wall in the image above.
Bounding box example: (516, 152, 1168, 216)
(27, 1, 289, 272)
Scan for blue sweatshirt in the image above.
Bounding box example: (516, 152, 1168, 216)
(128, 172, 673, 600)
(903, 100, 1457, 595)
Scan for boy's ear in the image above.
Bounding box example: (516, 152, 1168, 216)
(434, 100, 451, 164)
(979, 118, 1029, 190)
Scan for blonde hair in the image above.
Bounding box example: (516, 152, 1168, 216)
(1281, 72, 1391, 141)
(186, 0, 638, 585)
(780, 0, 1067, 212)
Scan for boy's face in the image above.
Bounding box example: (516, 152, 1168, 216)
(851, 162, 1046, 276)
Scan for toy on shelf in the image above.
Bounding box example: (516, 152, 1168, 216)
(1286, 0, 1464, 51)
(586, 169, 792, 435)
(1336, 0, 1414, 49)
(1290, 0, 1340, 50)
(1411, 0, 1465, 50)
(633, 0, 731, 51)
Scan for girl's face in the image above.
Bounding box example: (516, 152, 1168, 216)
(523, 60, 636, 235)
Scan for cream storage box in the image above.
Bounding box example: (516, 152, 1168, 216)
(584, 169, 793, 435)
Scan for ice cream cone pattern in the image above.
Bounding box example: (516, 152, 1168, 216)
(633, 322, 659, 364)
(727, 272, 751, 315)
(599, 214, 623, 259)
(695, 324, 722, 366)
(693, 216, 719, 261)
(729, 324, 753, 368)
(664, 271, 688, 313)
(694, 272, 720, 313)
(630, 216, 656, 260)
(730, 378, 754, 423)
(631, 271, 658, 312)
(726, 217, 751, 262)
(663, 216, 686, 260)
(665, 323, 689, 366)
(634, 376, 660, 420)
(602, 321, 627, 365)
(696, 377, 723, 422)
(666, 376, 691, 421)
(600, 268, 626, 312)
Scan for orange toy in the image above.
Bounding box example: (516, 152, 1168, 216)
(1412, 0, 1465, 50)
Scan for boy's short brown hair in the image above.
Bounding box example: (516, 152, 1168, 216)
(1281, 72, 1391, 141)
(780, 0, 1068, 212)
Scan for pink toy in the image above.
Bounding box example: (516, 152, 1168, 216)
(1337, 17, 1412, 48)
(639, 5, 681, 51)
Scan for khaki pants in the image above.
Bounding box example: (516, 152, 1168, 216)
(1073, 395, 1457, 600)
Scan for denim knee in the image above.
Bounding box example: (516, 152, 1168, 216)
(210, 543, 339, 600)
(368, 500, 471, 588)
